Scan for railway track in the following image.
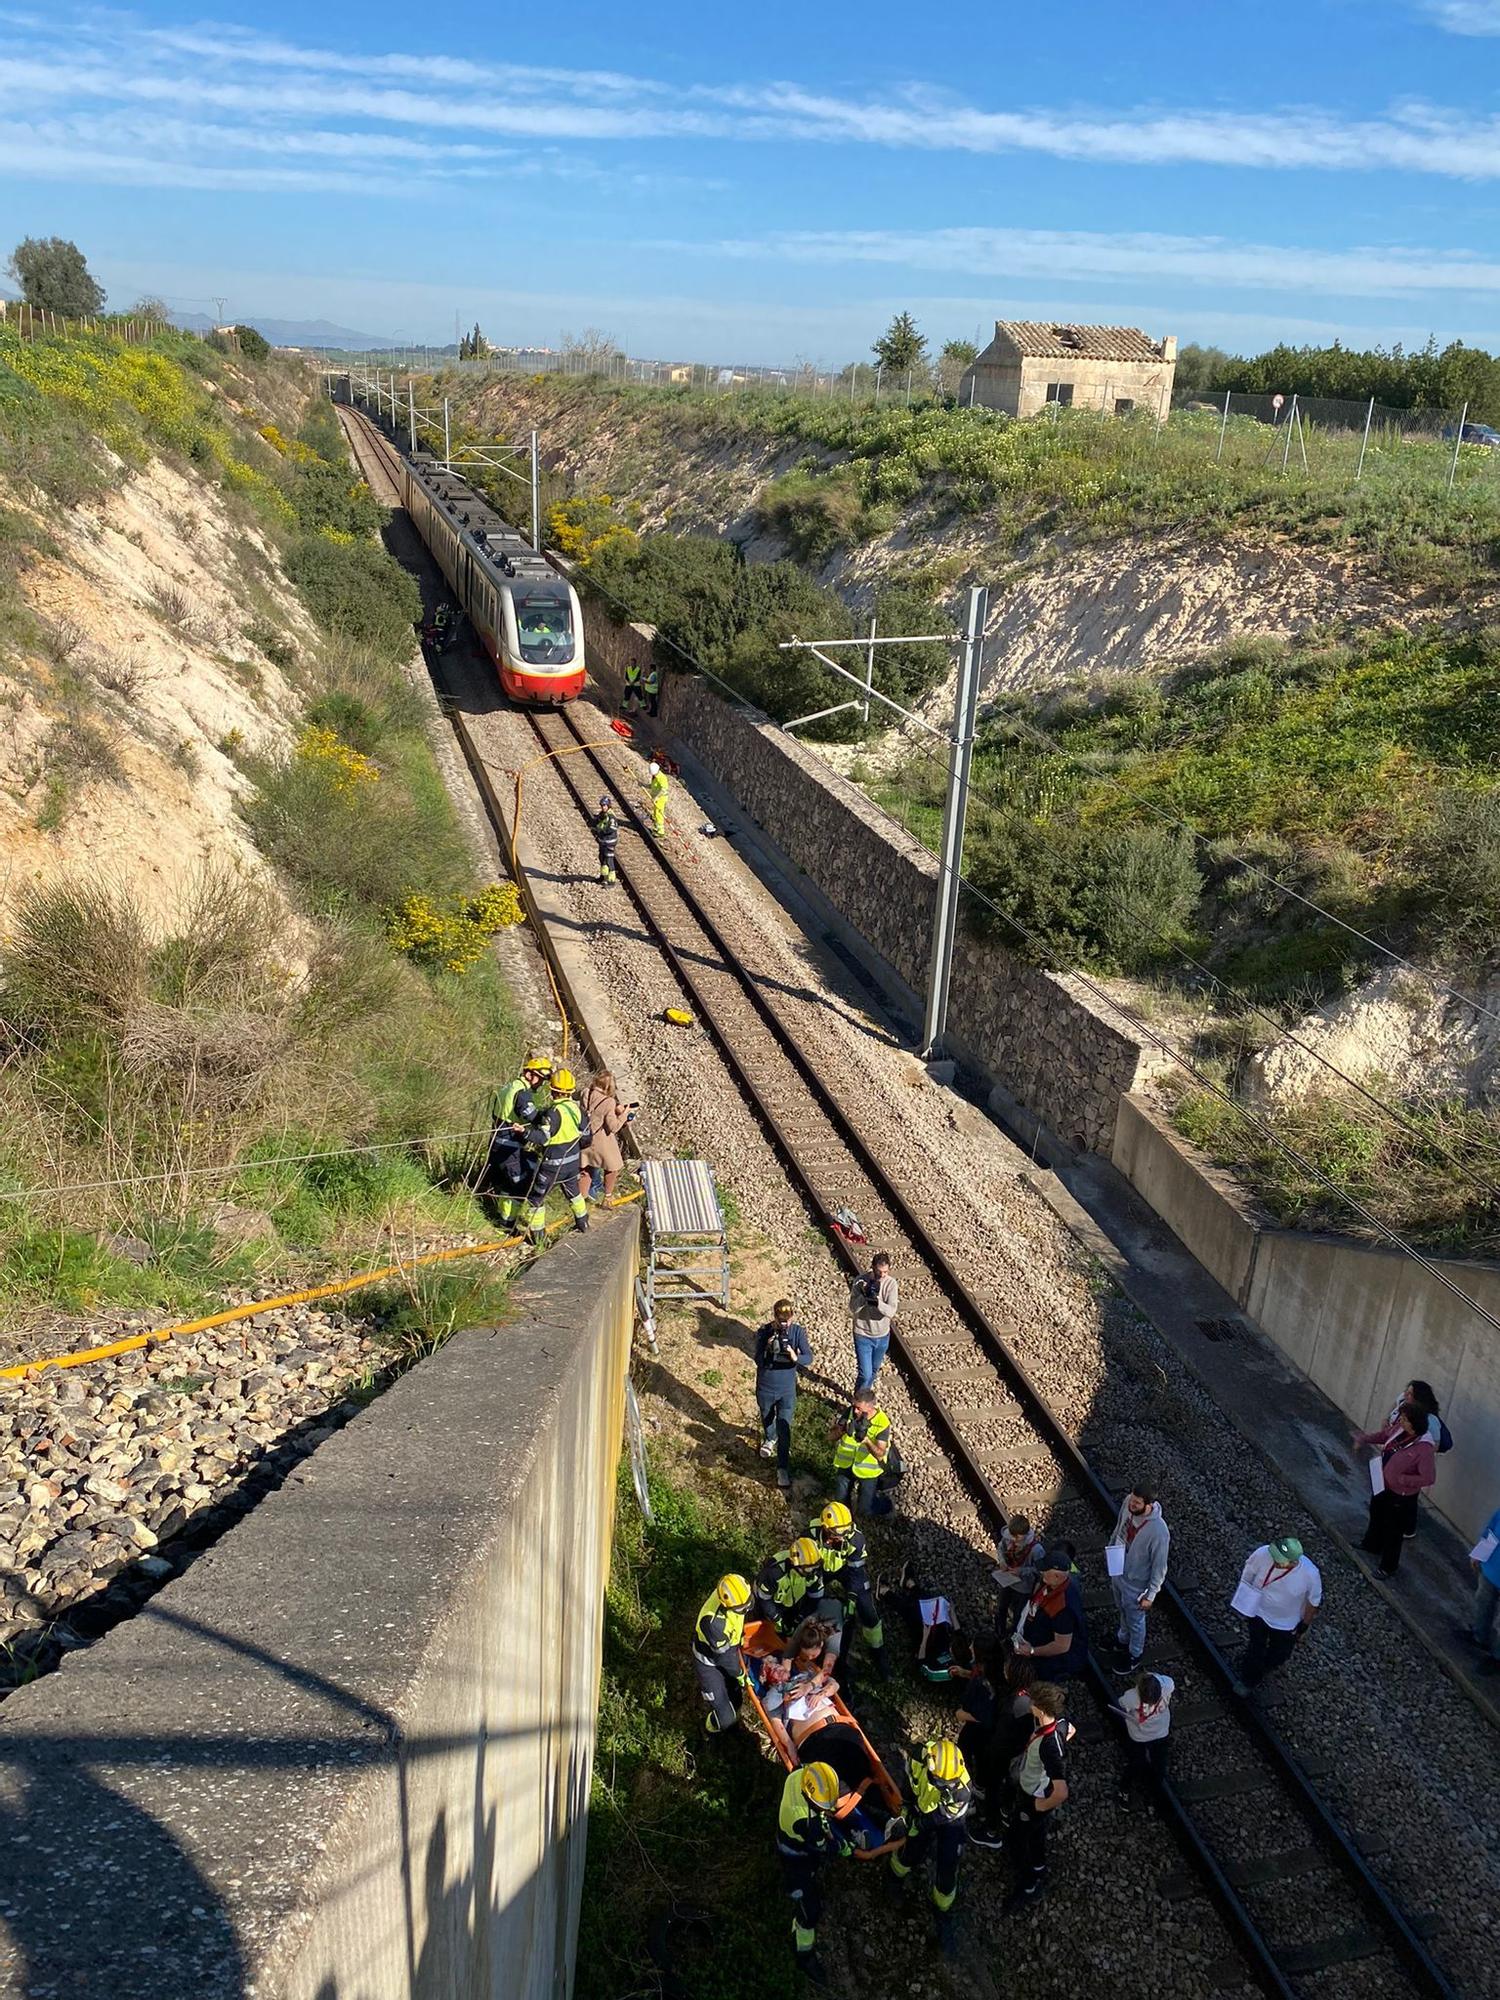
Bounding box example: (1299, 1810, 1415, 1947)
(338, 399, 1457, 2000)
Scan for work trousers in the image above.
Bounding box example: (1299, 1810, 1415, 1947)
(520, 1155, 587, 1236)
(484, 1134, 530, 1221)
(1361, 1486, 1419, 1576)
(829, 1575, 884, 1669)
(1006, 1792, 1051, 1898)
(853, 1329, 889, 1392)
(1240, 1617, 1300, 1687)
(1111, 1575, 1149, 1662)
(894, 1815, 966, 1911)
(779, 1852, 823, 1956)
(1473, 1572, 1500, 1660)
(595, 844, 617, 884)
(833, 1468, 897, 1518)
(650, 792, 666, 838)
(622, 682, 643, 715)
(1122, 1735, 1170, 1804)
(692, 1651, 742, 1734)
(756, 1379, 797, 1472)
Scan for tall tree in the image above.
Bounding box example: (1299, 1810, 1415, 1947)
(938, 337, 979, 396)
(873, 311, 927, 373)
(6, 236, 105, 317)
(941, 338, 978, 366)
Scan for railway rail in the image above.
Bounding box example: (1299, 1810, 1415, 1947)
(338, 400, 1458, 2000)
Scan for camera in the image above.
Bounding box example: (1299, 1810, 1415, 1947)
(850, 1413, 871, 1441)
(766, 1333, 798, 1369)
(862, 1276, 879, 1303)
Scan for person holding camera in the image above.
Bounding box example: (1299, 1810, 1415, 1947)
(849, 1251, 898, 1394)
(580, 1069, 635, 1206)
(833, 1390, 902, 1517)
(754, 1298, 812, 1489)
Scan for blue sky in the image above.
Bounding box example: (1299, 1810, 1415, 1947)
(2, 1, 1500, 361)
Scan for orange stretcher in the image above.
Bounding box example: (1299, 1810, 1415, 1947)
(741, 1618, 906, 1859)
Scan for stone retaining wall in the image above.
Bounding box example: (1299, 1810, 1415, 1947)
(584, 608, 1167, 1151)
(0, 1212, 639, 2000)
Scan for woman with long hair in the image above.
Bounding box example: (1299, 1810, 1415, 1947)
(580, 1068, 631, 1203)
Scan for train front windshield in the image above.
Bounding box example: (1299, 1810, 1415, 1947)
(515, 593, 576, 664)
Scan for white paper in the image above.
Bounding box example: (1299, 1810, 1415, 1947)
(919, 1596, 953, 1627)
(1230, 1580, 1263, 1619)
(1105, 1544, 1126, 1578)
(1471, 1532, 1499, 1563)
(1369, 1455, 1385, 1496)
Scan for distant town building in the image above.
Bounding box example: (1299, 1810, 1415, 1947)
(958, 321, 1178, 421)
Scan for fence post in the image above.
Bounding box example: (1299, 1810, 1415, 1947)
(1216, 388, 1231, 464)
(1355, 396, 1375, 483)
(1447, 401, 1468, 494)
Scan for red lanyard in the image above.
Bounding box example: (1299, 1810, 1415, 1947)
(1259, 1561, 1294, 1590)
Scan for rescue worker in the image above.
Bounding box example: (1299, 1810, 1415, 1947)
(645, 758, 669, 840)
(692, 1572, 752, 1736)
(622, 656, 645, 716)
(776, 1761, 851, 1984)
(591, 794, 619, 885)
(518, 1065, 589, 1244)
(832, 1392, 901, 1516)
(888, 1737, 971, 1955)
(482, 1054, 552, 1226)
(811, 1501, 889, 1680)
(755, 1536, 838, 1652)
(643, 659, 663, 716)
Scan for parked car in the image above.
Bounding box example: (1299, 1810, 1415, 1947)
(1440, 420, 1500, 447)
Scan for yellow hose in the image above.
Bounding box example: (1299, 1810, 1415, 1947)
(1, 1193, 642, 1382)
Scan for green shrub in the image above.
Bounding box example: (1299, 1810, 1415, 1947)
(282, 533, 420, 662)
(756, 466, 864, 563)
(966, 815, 1200, 972)
(1405, 788, 1500, 949)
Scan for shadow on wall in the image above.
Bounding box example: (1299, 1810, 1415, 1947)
(0, 1599, 592, 2000)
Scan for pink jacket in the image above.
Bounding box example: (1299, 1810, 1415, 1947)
(1355, 1421, 1436, 1497)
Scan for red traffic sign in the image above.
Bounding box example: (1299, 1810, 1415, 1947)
(1271, 393, 1285, 410)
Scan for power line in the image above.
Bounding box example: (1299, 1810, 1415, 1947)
(0, 1132, 484, 1208)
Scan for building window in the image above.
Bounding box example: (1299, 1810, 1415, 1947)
(1114, 397, 1135, 416)
(1045, 382, 1075, 406)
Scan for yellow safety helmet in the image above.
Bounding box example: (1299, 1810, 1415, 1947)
(716, 1573, 752, 1611)
(818, 1502, 853, 1535)
(788, 1536, 821, 1573)
(924, 1738, 967, 1786)
(800, 1762, 841, 1811)
(523, 1054, 553, 1078)
(550, 1067, 577, 1094)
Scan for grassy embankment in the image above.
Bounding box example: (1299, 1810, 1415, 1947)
(580, 1381, 838, 2000)
(863, 626, 1500, 1254)
(447, 372, 1500, 592)
(0, 329, 525, 1341)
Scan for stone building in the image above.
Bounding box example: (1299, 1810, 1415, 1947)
(958, 321, 1178, 421)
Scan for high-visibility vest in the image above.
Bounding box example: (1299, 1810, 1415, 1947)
(649, 768, 669, 801)
(490, 1076, 538, 1127)
(777, 1772, 841, 1857)
(694, 1592, 745, 1663)
(813, 1526, 868, 1579)
(623, 659, 643, 687)
(539, 1098, 584, 1158)
(758, 1551, 823, 1614)
(833, 1409, 891, 1480)
(643, 662, 662, 694)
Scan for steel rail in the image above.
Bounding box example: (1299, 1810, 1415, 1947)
(340, 400, 1454, 2000)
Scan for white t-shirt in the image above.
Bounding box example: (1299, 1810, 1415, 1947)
(1239, 1550, 1322, 1632)
(1117, 1675, 1174, 1742)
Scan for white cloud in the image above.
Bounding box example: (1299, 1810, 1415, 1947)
(6, 12, 1500, 183)
(681, 225, 1500, 299)
(1420, 1, 1500, 32)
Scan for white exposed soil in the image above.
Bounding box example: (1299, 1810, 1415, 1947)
(1248, 963, 1500, 1107)
(1, 458, 310, 925)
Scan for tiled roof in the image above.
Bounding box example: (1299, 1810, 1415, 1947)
(987, 321, 1167, 363)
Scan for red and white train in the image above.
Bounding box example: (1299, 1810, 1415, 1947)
(348, 389, 586, 702)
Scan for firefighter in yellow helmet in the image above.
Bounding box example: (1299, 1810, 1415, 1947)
(518, 1065, 589, 1244)
(811, 1500, 888, 1683)
(691, 1573, 752, 1736)
(888, 1736, 972, 1955)
(754, 1536, 839, 1656)
(776, 1761, 851, 1984)
(482, 1053, 552, 1227)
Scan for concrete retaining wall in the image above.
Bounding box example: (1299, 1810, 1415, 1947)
(0, 1211, 639, 2000)
(1113, 1095, 1500, 1539)
(585, 610, 1167, 1151)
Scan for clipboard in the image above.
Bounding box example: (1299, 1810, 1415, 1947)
(1369, 1456, 1385, 1497)
(1105, 1544, 1126, 1578)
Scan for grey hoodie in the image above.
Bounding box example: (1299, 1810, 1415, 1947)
(1109, 1498, 1170, 1598)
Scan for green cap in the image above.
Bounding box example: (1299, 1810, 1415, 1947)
(1269, 1535, 1303, 1564)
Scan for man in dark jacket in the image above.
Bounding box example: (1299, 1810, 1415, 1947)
(590, 795, 619, 885)
(754, 1298, 811, 1489)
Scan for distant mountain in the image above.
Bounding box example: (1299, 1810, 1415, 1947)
(169, 311, 423, 352)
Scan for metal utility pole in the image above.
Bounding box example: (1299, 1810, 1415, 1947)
(408, 379, 417, 452)
(1447, 401, 1469, 493)
(922, 586, 987, 1058)
(777, 585, 988, 1058)
(1355, 396, 1375, 483)
(530, 427, 540, 551)
(1216, 389, 1231, 464)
